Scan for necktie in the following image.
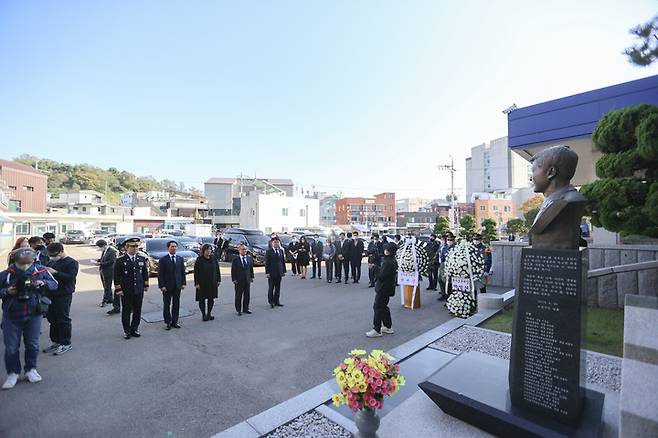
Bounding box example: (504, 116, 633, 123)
(171, 255, 175, 264)
(242, 256, 246, 268)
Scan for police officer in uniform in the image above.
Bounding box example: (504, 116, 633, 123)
(472, 232, 492, 295)
(113, 238, 149, 339)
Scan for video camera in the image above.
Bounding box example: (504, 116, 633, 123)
(14, 272, 39, 301)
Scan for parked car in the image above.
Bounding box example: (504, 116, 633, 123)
(220, 228, 268, 265)
(141, 238, 197, 276)
(197, 236, 216, 250)
(60, 230, 88, 244)
(176, 236, 201, 255)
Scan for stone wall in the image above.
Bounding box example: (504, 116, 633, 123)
(489, 241, 658, 308)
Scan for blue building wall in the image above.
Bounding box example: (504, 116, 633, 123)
(508, 75, 658, 149)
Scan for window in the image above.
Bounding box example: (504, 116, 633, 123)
(493, 206, 498, 211)
(282, 208, 288, 216)
(504, 206, 511, 212)
(23, 185, 34, 192)
(60, 224, 70, 233)
(82, 207, 87, 212)
(300, 209, 305, 217)
(8, 199, 21, 212)
(479, 205, 486, 211)
(8, 185, 16, 190)
(389, 205, 394, 211)
(15, 222, 29, 234)
(265, 227, 272, 234)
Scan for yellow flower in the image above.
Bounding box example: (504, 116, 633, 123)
(336, 373, 347, 387)
(349, 349, 366, 356)
(344, 358, 354, 366)
(357, 382, 367, 392)
(332, 394, 342, 406)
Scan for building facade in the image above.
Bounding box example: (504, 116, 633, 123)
(319, 194, 339, 226)
(335, 193, 396, 228)
(396, 197, 432, 213)
(396, 211, 438, 229)
(0, 160, 48, 213)
(48, 190, 131, 216)
(465, 136, 532, 200)
(239, 192, 319, 234)
(205, 177, 294, 228)
(472, 192, 514, 229)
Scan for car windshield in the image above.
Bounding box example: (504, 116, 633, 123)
(246, 235, 271, 246)
(277, 235, 292, 245)
(68, 230, 83, 234)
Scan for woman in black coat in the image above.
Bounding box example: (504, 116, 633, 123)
(194, 244, 221, 321)
(297, 236, 311, 279)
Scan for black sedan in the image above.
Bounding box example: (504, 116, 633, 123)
(142, 238, 197, 276)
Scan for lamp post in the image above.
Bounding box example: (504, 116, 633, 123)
(438, 156, 457, 230)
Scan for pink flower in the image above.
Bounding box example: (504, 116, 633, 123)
(368, 398, 378, 408)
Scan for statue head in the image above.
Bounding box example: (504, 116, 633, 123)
(530, 145, 578, 195)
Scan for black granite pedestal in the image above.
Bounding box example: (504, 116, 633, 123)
(419, 351, 604, 438)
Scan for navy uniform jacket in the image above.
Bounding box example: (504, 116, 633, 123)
(114, 254, 149, 295)
(157, 254, 187, 291)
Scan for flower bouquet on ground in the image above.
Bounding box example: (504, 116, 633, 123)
(444, 240, 485, 318)
(332, 349, 405, 412)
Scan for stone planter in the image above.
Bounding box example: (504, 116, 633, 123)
(354, 408, 380, 438)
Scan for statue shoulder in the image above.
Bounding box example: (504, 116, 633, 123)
(564, 189, 586, 204)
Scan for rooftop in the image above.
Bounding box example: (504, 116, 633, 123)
(0, 159, 46, 176)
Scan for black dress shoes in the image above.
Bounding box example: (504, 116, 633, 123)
(130, 331, 141, 338)
(208, 315, 215, 320)
(275, 303, 284, 307)
(107, 308, 120, 315)
(243, 310, 252, 314)
(237, 312, 242, 316)
(165, 324, 172, 330)
(172, 323, 181, 329)
(270, 303, 275, 309)
(123, 332, 131, 339)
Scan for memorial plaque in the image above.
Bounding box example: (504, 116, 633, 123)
(509, 247, 587, 426)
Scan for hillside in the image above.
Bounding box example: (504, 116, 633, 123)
(13, 155, 203, 203)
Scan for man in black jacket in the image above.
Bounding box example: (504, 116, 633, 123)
(366, 243, 397, 338)
(351, 231, 364, 283)
(367, 234, 383, 287)
(265, 238, 286, 308)
(157, 241, 187, 330)
(43, 243, 79, 355)
(334, 233, 345, 284)
(342, 233, 354, 284)
(96, 239, 118, 310)
(231, 244, 254, 315)
(310, 235, 323, 279)
(426, 234, 440, 291)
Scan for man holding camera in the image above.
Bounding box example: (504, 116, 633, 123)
(0, 248, 58, 389)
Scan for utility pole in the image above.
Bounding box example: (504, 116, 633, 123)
(438, 156, 458, 230)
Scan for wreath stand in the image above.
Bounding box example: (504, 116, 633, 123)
(398, 239, 421, 309)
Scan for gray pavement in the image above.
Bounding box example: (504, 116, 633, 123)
(0, 245, 453, 438)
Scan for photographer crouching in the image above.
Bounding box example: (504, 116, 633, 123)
(42, 243, 79, 356)
(0, 248, 58, 389)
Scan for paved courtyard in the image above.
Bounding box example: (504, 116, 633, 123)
(0, 245, 453, 438)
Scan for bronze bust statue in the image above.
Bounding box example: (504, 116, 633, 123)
(528, 145, 585, 250)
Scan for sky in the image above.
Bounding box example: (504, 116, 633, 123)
(1, 0, 657, 200)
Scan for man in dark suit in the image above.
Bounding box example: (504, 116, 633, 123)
(231, 244, 254, 315)
(265, 238, 286, 308)
(114, 238, 149, 339)
(351, 231, 364, 283)
(96, 239, 118, 310)
(157, 241, 187, 330)
(334, 232, 345, 284)
(310, 235, 323, 279)
(342, 232, 354, 284)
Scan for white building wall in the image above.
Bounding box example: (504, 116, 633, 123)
(239, 193, 319, 233)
